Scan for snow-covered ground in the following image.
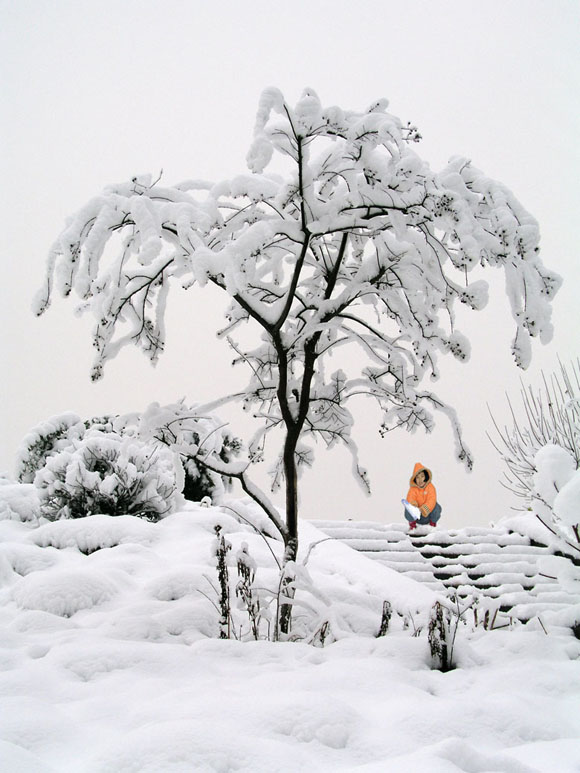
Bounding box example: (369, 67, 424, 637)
(0, 498, 579, 772)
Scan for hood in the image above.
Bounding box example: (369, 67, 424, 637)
(409, 462, 432, 488)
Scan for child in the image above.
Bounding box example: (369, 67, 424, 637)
(403, 462, 442, 530)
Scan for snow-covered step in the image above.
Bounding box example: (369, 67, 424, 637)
(340, 539, 414, 553)
(430, 556, 539, 571)
(415, 543, 547, 557)
(412, 529, 533, 544)
(308, 519, 580, 626)
(373, 553, 429, 566)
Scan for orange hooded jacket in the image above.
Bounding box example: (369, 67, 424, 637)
(406, 462, 437, 518)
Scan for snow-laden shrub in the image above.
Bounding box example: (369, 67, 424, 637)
(532, 448, 580, 637)
(533, 445, 580, 543)
(17, 402, 242, 506)
(489, 359, 580, 506)
(16, 413, 86, 484)
(34, 430, 177, 522)
(490, 361, 580, 602)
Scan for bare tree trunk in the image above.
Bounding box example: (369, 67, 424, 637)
(278, 429, 299, 636)
(276, 340, 322, 635)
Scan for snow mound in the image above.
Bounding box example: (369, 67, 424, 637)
(10, 609, 77, 635)
(554, 470, 580, 529)
(145, 570, 208, 601)
(12, 569, 119, 616)
(0, 543, 59, 579)
(0, 739, 57, 773)
(93, 718, 292, 773)
(268, 694, 358, 749)
(389, 737, 538, 772)
(32, 513, 157, 553)
(301, 521, 435, 616)
(0, 483, 40, 522)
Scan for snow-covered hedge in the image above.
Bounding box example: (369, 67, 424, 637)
(34, 430, 177, 522)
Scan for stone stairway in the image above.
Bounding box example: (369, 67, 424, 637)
(309, 520, 580, 629)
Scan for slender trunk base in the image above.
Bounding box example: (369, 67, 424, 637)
(277, 536, 298, 637)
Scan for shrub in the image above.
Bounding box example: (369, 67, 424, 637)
(16, 413, 85, 484)
(34, 429, 177, 521)
(489, 359, 580, 551)
(18, 402, 242, 506)
(489, 358, 580, 506)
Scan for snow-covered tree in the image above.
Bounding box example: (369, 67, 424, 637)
(36, 88, 560, 632)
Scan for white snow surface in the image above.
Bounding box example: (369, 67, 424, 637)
(0, 497, 579, 772)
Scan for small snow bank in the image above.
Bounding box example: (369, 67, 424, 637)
(32, 513, 157, 553)
(0, 740, 57, 773)
(12, 569, 119, 616)
(0, 482, 39, 522)
(498, 512, 559, 546)
(379, 736, 537, 773)
(299, 520, 436, 631)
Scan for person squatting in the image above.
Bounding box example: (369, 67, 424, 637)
(403, 462, 442, 530)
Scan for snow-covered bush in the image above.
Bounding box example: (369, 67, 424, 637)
(16, 412, 86, 483)
(17, 402, 241, 507)
(491, 359, 580, 562)
(490, 359, 580, 507)
(534, 445, 580, 544)
(34, 429, 177, 522)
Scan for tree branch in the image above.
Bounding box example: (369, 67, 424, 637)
(197, 454, 288, 540)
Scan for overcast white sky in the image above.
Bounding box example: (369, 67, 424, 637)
(1, 0, 578, 528)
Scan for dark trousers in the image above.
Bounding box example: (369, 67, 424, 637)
(404, 502, 442, 524)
